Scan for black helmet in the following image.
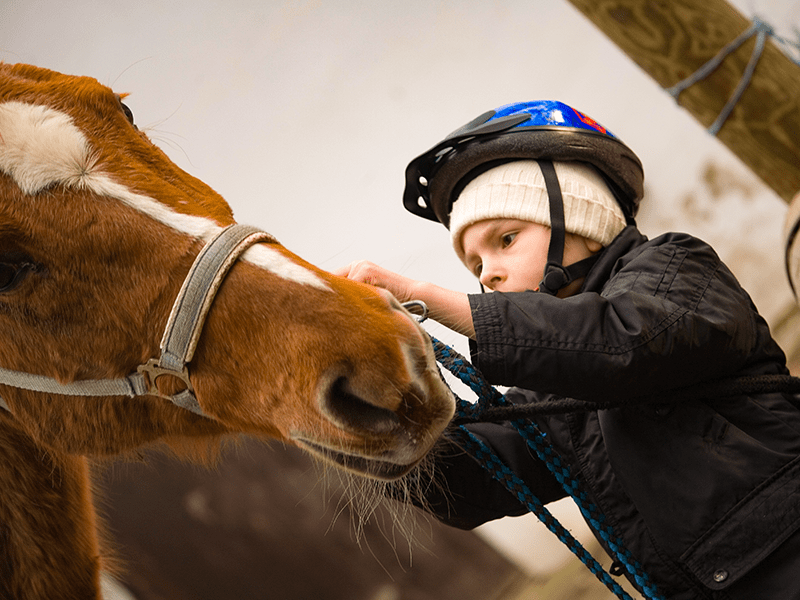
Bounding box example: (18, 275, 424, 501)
(403, 100, 643, 228)
(402, 101, 644, 295)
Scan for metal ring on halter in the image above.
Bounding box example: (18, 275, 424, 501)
(401, 300, 429, 323)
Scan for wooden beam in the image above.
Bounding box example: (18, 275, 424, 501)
(565, 0, 800, 203)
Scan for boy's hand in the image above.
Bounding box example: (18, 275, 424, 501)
(333, 261, 418, 304)
(334, 261, 476, 339)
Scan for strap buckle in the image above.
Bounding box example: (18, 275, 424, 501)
(136, 358, 194, 400)
(401, 300, 429, 323)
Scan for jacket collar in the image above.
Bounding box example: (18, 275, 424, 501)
(581, 225, 648, 292)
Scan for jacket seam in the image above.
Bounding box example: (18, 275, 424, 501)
(654, 246, 683, 298)
(687, 257, 721, 312)
(498, 306, 689, 356)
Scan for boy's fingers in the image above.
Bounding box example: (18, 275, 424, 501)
(332, 260, 372, 278)
(332, 261, 382, 286)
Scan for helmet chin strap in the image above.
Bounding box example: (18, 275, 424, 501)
(537, 160, 600, 296)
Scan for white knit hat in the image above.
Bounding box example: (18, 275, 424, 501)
(449, 160, 627, 260)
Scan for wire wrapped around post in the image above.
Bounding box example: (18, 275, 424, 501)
(666, 17, 800, 136)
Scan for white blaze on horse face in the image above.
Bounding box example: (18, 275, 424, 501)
(0, 101, 97, 194)
(0, 101, 327, 290)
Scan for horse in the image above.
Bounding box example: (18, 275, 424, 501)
(0, 63, 455, 599)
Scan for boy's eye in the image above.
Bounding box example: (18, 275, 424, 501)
(474, 263, 482, 277)
(501, 232, 517, 247)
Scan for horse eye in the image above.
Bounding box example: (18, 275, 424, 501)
(0, 262, 32, 292)
(120, 102, 135, 125)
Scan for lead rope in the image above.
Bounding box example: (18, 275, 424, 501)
(430, 336, 664, 600)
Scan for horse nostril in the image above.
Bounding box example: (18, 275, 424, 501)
(321, 376, 401, 435)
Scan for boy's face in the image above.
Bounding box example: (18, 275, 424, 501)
(460, 218, 600, 296)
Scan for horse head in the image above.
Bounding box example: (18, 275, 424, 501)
(0, 63, 454, 480)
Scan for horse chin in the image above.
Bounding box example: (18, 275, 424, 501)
(295, 439, 420, 481)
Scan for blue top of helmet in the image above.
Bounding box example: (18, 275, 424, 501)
(486, 101, 619, 139)
(404, 100, 642, 225)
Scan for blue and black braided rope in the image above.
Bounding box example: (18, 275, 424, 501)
(431, 336, 664, 600)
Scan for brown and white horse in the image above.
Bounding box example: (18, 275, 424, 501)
(0, 63, 454, 599)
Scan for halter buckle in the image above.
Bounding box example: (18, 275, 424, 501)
(137, 358, 194, 399)
(401, 300, 429, 323)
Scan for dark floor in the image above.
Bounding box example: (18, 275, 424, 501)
(96, 438, 532, 600)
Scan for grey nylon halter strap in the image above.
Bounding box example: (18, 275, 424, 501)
(0, 223, 276, 418)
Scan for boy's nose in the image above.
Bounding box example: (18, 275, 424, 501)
(480, 263, 505, 290)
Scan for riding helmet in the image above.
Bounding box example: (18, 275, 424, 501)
(403, 100, 644, 228)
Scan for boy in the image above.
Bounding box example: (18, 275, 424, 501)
(336, 101, 800, 599)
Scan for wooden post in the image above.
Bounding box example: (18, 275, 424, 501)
(564, 0, 800, 203)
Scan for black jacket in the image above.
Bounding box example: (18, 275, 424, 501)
(426, 227, 800, 600)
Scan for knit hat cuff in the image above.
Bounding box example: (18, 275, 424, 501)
(449, 160, 626, 261)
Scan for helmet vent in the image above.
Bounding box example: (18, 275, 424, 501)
(435, 147, 453, 161)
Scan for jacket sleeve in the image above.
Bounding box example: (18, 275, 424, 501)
(468, 234, 763, 402)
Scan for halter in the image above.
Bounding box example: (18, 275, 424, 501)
(0, 224, 276, 419)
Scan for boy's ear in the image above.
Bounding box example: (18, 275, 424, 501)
(587, 239, 603, 254)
